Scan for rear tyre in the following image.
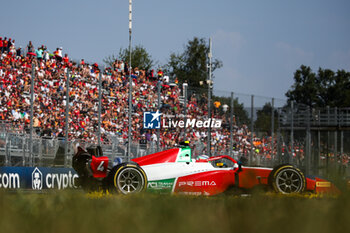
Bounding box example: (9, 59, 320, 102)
(270, 165, 306, 194)
(109, 163, 147, 194)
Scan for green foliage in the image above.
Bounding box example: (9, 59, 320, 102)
(165, 37, 223, 88)
(103, 45, 155, 71)
(233, 100, 250, 125)
(1, 191, 350, 233)
(102, 54, 117, 68)
(254, 102, 278, 135)
(211, 95, 250, 125)
(286, 65, 350, 107)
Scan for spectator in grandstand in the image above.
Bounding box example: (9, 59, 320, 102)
(139, 134, 148, 156)
(0, 35, 286, 161)
(62, 54, 69, 64)
(54, 47, 62, 62)
(42, 48, 50, 61)
(27, 41, 35, 56)
(16, 46, 22, 57)
(36, 47, 43, 61)
(157, 68, 163, 79)
(3, 37, 8, 53)
(0, 37, 3, 53)
(6, 38, 12, 53)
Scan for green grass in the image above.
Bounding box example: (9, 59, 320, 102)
(0, 190, 349, 233)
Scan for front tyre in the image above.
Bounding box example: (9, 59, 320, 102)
(270, 165, 306, 194)
(110, 163, 147, 194)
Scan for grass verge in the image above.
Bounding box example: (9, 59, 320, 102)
(0, 190, 349, 233)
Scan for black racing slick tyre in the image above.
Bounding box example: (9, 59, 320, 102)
(109, 163, 147, 194)
(270, 165, 306, 194)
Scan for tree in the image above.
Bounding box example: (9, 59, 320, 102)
(103, 54, 118, 68)
(318, 69, 350, 107)
(165, 37, 222, 88)
(285, 65, 350, 107)
(211, 95, 250, 126)
(285, 65, 318, 107)
(103, 45, 155, 71)
(233, 99, 250, 125)
(254, 102, 278, 135)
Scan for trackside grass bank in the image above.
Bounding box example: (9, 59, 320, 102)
(0, 191, 349, 233)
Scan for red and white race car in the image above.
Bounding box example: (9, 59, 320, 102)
(72, 145, 339, 195)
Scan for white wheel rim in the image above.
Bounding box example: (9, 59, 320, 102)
(275, 168, 303, 194)
(117, 168, 144, 194)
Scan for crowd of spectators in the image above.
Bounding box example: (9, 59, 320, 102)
(0, 36, 349, 167)
(0, 37, 267, 154)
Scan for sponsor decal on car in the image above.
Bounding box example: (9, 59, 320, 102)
(178, 191, 211, 196)
(316, 181, 331, 188)
(147, 178, 175, 193)
(178, 181, 217, 187)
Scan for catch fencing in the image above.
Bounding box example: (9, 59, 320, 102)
(0, 65, 350, 179)
(1, 97, 349, 178)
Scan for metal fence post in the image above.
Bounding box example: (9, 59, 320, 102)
(317, 109, 321, 175)
(327, 106, 330, 172)
(5, 133, 9, 166)
(340, 108, 344, 158)
(340, 130, 344, 166)
(250, 95, 254, 165)
(290, 101, 294, 164)
(306, 106, 311, 175)
(98, 67, 103, 146)
(38, 138, 42, 167)
(157, 81, 161, 152)
(29, 63, 35, 166)
(128, 0, 133, 161)
(183, 83, 188, 142)
(207, 38, 212, 157)
(207, 85, 211, 157)
(271, 98, 275, 161)
(64, 68, 70, 167)
(276, 109, 281, 165)
(334, 107, 338, 164)
(230, 92, 234, 156)
(22, 137, 26, 166)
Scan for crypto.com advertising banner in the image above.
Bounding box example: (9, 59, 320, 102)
(0, 167, 79, 190)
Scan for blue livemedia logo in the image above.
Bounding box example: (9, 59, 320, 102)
(143, 111, 162, 129)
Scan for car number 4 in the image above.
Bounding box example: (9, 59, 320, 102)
(97, 161, 105, 171)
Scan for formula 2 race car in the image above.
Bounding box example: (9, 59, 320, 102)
(72, 144, 338, 195)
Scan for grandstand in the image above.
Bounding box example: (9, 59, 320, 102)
(0, 36, 251, 154)
(0, 36, 349, 178)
